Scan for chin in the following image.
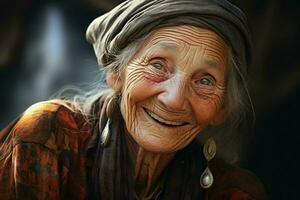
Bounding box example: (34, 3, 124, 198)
(134, 133, 185, 153)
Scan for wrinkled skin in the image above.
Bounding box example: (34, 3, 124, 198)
(108, 25, 229, 195)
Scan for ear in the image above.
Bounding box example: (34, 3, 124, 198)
(106, 71, 123, 91)
(210, 107, 230, 126)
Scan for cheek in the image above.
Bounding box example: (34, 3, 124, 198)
(123, 65, 159, 103)
(121, 65, 159, 128)
(191, 93, 224, 124)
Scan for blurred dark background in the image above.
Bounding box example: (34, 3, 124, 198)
(0, 0, 299, 199)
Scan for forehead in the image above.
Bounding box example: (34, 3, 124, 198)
(147, 25, 226, 47)
(138, 25, 229, 68)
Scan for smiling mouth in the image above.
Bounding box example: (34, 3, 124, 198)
(143, 108, 188, 127)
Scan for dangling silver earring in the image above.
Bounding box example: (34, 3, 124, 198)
(100, 118, 111, 147)
(200, 137, 216, 189)
(100, 92, 120, 147)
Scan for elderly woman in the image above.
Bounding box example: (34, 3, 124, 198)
(0, 0, 267, 199)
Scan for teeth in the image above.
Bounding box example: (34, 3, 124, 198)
(145, 109, 186, 126)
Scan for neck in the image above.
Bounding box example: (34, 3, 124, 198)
(124, 132, 175, 195)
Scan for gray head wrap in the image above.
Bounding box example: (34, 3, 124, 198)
(86, 0, 251, 77)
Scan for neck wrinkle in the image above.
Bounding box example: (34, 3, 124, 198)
(124, 130, 175, 197)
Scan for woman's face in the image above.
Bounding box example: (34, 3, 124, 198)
(116, 25, 229, 153)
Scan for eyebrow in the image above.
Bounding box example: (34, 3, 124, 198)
(149, 42, 179, 52)
(204, 59, 223, 70)
(145, 41, 225, 71)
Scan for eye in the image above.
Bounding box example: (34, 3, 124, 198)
(148, 58, 167, 72)
(151, 62, 164, 70)
(195, 75, 215, 86)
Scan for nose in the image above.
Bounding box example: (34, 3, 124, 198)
(157, 74, 189, 111)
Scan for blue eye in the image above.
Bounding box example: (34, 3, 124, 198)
(148, 58, 168, 72)
(200, 78, 212, 85)
(151, 62, 164, 70)
(196, 76, 215, 86)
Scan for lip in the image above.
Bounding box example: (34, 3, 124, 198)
(143, 107, 188, 127)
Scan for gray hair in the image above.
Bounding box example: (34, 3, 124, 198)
(204, 53, 254, 164)
(54, 37, 143, 119)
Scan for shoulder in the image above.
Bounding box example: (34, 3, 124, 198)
(9, 99, 92, 147)
(210, 158, 267, 200)
(0, 100, 94, 199)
